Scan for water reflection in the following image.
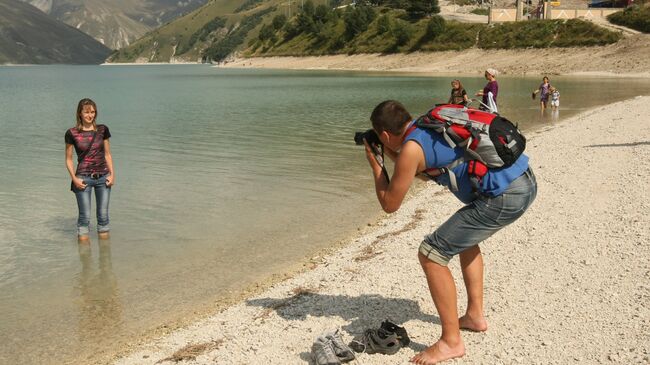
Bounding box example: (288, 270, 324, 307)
(76, 240, 122, 344)
(551, 108, 560, 122)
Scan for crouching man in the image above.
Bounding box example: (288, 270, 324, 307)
(363, 100, 536, 364)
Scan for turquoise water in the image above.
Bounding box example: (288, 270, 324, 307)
(1, 65, 649, 364)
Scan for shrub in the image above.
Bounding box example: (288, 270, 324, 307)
(470, 7, 489, 15)
(479, 19, 621, 49)
(234, 0, 264, 13)
(480, 20, 556, 49)
(422, 15, 446, 41)
(420, 21, 483, 51)
(392, 21, 412, 46)
(554, 18, 621, 46)
(607, 5, 650, 33)
(376, 14, 391, 34)
(406, 0, 440, 19)
(258, 24, 274, 41)
(283, 21, 301, 40)
(344, 5, 376, 40)
(314, 4, 333, 23)
(272, 14, 287, 30)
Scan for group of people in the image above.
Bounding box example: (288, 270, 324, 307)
(447, 70, 560, 114)
(532, 76, 560, 112)
(447, 68, 499, 112)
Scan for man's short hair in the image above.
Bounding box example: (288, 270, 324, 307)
(370, 100, 412, 135)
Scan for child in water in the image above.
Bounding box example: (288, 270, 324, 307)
(550, 86, 560, 111)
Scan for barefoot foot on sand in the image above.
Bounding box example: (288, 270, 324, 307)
(459, 314, 488, 332)
(410, 339, 465, 365)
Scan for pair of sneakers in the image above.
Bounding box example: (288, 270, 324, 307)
(311, 330, 356, 365)
(349, 320, 410, 355)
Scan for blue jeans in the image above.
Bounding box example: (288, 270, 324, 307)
(74, 174, 111, 236)
(419, 168, 537, 266)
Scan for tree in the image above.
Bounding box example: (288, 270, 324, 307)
(302, 0, 315, 16)
(422, 15, 445, 41)
(343, 5, 376, 40)
(376, 14, 391, 34)
(272, 14, 287, 30)
(393, 21, 412, 46)
(314, 4, 332, 23)
(297, 12, 318, 34)
(407, 0, 440, 19)
(258, 24, 274, 41)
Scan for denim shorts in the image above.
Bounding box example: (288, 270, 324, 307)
(419, 168, 537, 266)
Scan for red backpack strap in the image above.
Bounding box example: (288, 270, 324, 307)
(419, 157, 465, 192)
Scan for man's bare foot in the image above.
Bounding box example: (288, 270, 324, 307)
(78, 235, 90, 243)
(459, 314, 488, 332)
(410, 339, 465, 365)
(98, 232, 110, 240)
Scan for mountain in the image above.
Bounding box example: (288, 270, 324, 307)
(21, 0, 209, 49)
(0, 0, 111, 64)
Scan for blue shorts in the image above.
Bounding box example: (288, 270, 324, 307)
(419, 168, 537, 266)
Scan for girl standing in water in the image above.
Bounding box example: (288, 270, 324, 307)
(65, 98, 114, 241)
(532, 76, 551, 112)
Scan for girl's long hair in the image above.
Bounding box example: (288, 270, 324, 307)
(452, 79, 464, 91)
(75, 98, 98, 131)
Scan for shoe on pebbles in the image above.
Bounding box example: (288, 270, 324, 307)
(349, 319, 410, 355)
(311, 336, 341, 365)
(325, 329, 355, 363)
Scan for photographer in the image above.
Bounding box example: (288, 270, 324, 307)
(361, 100, 536, 364)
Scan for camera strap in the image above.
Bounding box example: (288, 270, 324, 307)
(371, 144, 390, 184)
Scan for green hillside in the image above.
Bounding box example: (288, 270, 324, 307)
(246, 5, 622, 56)
(607, 4, 650, 33)
(107, 0, 288, 63)
(108, 0, 622, 64)
(0, 0, 112, 64)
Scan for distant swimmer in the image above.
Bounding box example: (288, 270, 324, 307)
(65, 98, 115, 242)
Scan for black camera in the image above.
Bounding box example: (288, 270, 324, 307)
(354, 129, 382, 146)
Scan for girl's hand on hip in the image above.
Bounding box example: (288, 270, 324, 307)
(73, 177, 86, 190)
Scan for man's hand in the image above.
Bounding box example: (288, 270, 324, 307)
(363, 139, 383, 177)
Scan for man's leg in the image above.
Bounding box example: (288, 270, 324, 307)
(410, 253, 466, 365)
(459, 245, 488, 332)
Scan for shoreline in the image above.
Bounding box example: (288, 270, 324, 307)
(113, 97, 650, 364)
(219, 33, 650, 77)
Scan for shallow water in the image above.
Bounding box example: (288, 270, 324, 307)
(0, 65, 648, 364)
